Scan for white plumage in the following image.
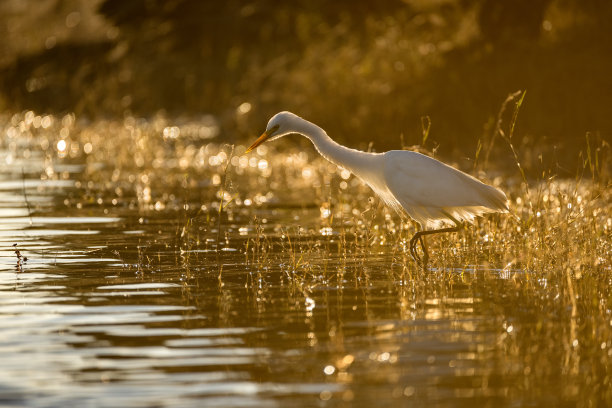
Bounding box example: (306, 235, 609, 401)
(383, 150, 508, 228)
(246, 111, 508, 262)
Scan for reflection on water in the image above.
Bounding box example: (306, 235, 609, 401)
(0, 114, 610, 407)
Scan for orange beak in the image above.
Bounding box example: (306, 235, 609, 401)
(245, 130, 271, 154)
(245, 125, 279, 154)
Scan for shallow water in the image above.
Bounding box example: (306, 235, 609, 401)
(1, 115, 610, 407)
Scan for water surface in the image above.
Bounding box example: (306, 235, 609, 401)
(1, 114, 610, 407)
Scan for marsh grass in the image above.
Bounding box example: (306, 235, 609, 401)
(2, 108, 611, 405)
(2, 109, 609, 277)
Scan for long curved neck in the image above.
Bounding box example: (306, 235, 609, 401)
(292, 118, 377, 176)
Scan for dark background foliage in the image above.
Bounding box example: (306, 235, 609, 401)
(1, 0, 610, 170)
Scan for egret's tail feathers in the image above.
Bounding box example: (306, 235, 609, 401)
(480, 184, 509, 212)
(409, 202, 508, 230)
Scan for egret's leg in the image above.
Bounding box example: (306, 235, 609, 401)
(410, 236, 419, 263)
(409, 230, 424, 263)
(409, 235, 429, 264)
(409, 216, 463, 263)
(408, 221, 422, 263)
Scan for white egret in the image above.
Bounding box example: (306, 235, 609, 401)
(246, 111, 508, 263)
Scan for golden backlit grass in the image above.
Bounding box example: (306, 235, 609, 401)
(2, 109, 611, 405)
(2, 108, 609, 268)
(1, 109, 609, 274)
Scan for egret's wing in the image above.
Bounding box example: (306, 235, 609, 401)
(383, 150, 508, 228)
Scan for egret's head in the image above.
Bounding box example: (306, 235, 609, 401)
(245, 111, 298, 153)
